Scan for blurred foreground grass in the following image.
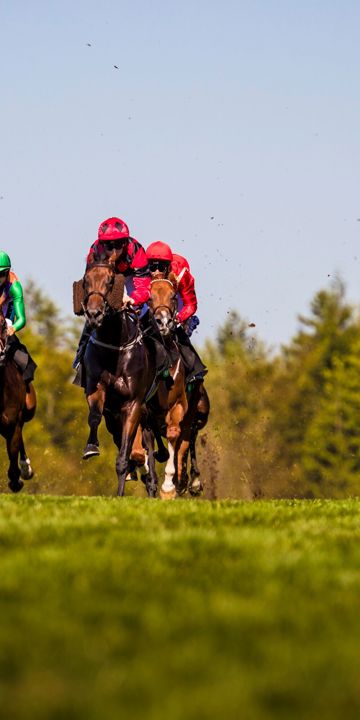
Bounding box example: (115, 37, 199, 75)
(1, 496, 360, 720)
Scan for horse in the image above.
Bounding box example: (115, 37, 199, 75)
(73, 254, 158, 496)
(142, 275, 209, 498)
(0, 295, 36, 492)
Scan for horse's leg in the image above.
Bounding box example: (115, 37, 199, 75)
(140, 427, 158, 498)
(160, 440, 177, 500)
(130, 424, 145, 465)
(7, 424, 23, 493)
(188, 428, 203, 496)
(153, 425, 169, 463)
(116, 401, 142, 497)
(189, 383, 209, 495)
(175, 437, 191, 496)
(19, 435, 34, 480)
(83, 384, 106, 459)
(24, 383, 36, 421)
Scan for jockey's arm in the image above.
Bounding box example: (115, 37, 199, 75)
(176, 269, 198, 324)
(9, 280, 26, 332)
(129, 246, 151, 305)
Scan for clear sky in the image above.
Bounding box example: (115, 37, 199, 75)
(1, 0, 360, 349)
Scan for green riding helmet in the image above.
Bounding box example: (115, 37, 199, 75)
(0, 251, 11, 272)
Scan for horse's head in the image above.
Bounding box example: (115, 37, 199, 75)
(149, 273, 178, 336)
(73, 252, 125, 328)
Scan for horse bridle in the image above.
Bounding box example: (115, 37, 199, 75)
(150, 278, 178, 327)
(82, 263, 116, 319)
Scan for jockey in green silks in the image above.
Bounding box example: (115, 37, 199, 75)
(0, 251, 37, 386)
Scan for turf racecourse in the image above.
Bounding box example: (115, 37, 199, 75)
(1, 497, 360, 720)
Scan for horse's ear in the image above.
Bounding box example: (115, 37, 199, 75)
(73, 279, 85, 316)
(108, 249, 118, 266)
(0, 291, 6, 308)
(169, 272, 178, 292)
(108, 273, 125, 310)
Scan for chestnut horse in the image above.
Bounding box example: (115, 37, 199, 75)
(0, 296, 36, 492)
(143, 275, 209, 498)
(73, 256, 157, 496)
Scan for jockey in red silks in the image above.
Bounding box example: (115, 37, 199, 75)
(146, 241, 207, 383)
(73, 218, 169, 379)
(87, 217, 151, 305)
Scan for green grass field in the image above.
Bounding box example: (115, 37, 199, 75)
(1, 496, 360, 720)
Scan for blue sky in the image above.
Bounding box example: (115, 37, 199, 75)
(1, 0, 360, 348)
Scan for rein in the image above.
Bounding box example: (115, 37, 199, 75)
(89, 329, 143, 353)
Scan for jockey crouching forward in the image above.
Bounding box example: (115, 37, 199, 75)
(73, 217, 171, 388)
(146, 241, 207, 387)
(0, 251, 37, 409)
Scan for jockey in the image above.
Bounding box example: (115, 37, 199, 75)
(146, 241, 207, 383)
(73, 218, 169, 381)
(0, 251, 37, 387)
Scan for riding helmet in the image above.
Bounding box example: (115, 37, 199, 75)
(146, 241, 173, 262)
(0, 251, 11, 271)
(98, 217, 129, 242)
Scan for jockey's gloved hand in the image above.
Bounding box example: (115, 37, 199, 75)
(184, 315, 200, 337)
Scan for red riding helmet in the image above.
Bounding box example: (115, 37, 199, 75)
(98, 217, 130, 242)
(146, 241, 173, 263)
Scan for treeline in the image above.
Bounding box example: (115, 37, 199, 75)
(204, 278, 360, 499)
(1, 278, 360, 499)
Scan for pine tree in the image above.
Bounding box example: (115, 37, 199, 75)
(302, 336, 360, 497)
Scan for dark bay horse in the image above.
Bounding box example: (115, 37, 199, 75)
(73, 256, 157, 496)
(143, 275, 209, 498)
(0, 296, 36, 492)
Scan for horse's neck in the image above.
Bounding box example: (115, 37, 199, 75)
(96, 312, 138, 345)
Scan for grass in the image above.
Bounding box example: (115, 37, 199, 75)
(1, 495, 360, 719)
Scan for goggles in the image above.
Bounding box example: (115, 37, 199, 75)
(148, 260, 170, 273)
(104, 239, 127, 251)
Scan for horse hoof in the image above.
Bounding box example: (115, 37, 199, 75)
(154, 448, 170, 463)
(189, 479, 203, 496)
(82, 444, 100, 460)
(159, 487, 177, 500)
(8, 479, 24, 493)
(19, 458, 33, 480)
(126, 470, 138, 481)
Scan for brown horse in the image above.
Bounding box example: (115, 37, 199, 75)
(143, 275, 209, 498)
(0, 296, 36, 492)
(73, 256, 158, 496)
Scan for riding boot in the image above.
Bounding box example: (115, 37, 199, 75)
(175, 325, 207, 383)
(72, 322, 92, 386)
(73, 321, 92, 369)
(6, 336, 37, 383)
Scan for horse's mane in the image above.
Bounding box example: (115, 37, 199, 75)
(168, 272, 178, 292)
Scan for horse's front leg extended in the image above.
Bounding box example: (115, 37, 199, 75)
(116, 401, 142, 496)
(83, 384, 106, 459)
(7, 424, 23, 493)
